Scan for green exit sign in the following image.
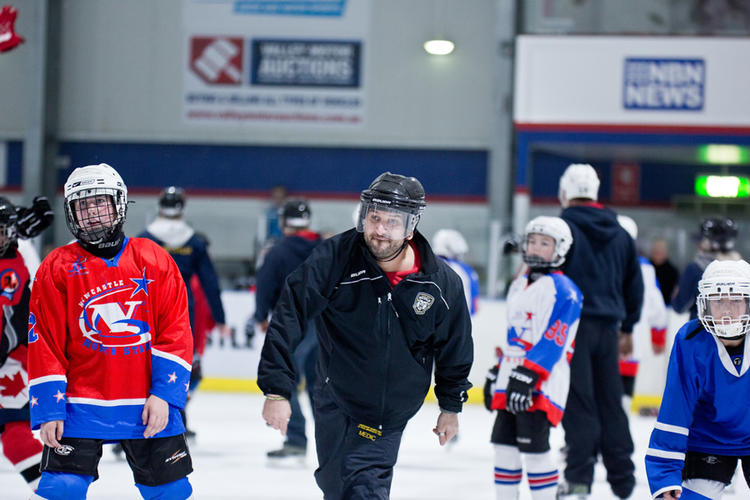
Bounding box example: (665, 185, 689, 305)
(698, 144, 750, 164)
(695, 175, 750, 198)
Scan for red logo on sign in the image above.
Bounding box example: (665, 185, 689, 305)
(612, 163, 641, 205)
(0, 5, 24, 53)
(190, 37, 243, 85)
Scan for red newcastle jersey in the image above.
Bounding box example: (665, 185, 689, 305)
(28, 237, 193, 439)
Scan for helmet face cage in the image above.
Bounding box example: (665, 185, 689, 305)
(65, 187, 126, 244)
(521, 216, 572, 269)
(356, 201, 419, 241)
(698, 281, 750, 339)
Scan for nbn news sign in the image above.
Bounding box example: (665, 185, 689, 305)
(623, 58, 705, 111)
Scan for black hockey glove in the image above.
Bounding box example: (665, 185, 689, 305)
(505, 365, 539, 415)
(502, 235, 520, 255)
(483, 364, 499, 411)
(16, 196, 54, 239)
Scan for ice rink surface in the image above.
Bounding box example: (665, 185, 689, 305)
(4, 391, 750, 499)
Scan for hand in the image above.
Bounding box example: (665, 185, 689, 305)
(505, 365, 538, 414)
(40, 420, 64, 448)
(483, 364, 499, 411)
(16, 196, 54, 239)
(217, 323, 232, 339)
(432, 411, 458, 446)
(662, 489, 681, 499)
(262, 397, 291, 436)
(258, 320, 269, 333)
(619, 331, 634, 358)
(142, 394, 169, 438)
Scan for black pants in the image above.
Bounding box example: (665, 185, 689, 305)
(562, 318, 635, 498)
(313, 382, 404, 500)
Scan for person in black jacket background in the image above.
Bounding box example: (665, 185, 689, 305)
(556, 164, 644, 500)
(253, 198, 323, 461)
(139, 186, 230, 441)
(258, 172, 473, 500)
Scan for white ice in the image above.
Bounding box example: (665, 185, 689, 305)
(4, 391, 750, 499)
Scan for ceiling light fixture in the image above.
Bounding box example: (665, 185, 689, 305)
(423, 39, 455, 56)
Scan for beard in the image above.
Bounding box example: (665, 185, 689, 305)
(364, 232, 406, 261)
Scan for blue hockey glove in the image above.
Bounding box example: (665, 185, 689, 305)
(505, 365, 539, 414)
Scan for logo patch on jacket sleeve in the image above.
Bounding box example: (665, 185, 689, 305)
(412, 292, 435, 315)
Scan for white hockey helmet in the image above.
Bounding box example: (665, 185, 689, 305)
(697, 259, 750, 339)
(617, 214, 638, 240)
(522, 216, 573, 269)
(558, 163, 600, 207)
(431, 229, 469, 259)
(64, 163, 128, 244)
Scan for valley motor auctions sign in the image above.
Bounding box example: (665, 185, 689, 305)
(183, 0, 368, 126)
(514, 36, 750, 127)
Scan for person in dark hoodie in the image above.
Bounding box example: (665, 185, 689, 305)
(258, 172, 473, 500)
(253, 198, 322, 461)
(555, 164, 644, 500)
(139, 186, 230, 441)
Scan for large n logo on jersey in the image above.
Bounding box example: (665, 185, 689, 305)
(78, 283, 151, 347)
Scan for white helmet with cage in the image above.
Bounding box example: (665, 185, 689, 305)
(522, 216, 573, 269)
(63, 163, 128, 244)
(558, 163, 600, 208)
(432, 229, 469, 259)
(697, 259, 750, 339)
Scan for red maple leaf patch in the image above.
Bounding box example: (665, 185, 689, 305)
(0, 5, 25, 53)
(0, 371, 25, 397)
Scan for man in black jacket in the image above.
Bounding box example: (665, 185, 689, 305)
(254, 198, 322, 461)
(258, 172, 473, 500)
(556, 164, 643, 500)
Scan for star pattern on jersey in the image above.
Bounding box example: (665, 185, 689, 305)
(168, 372, 177, 383)
(53, 390, 65, 403)
(184, 382, 190, 392)
(569, 290, 579, 303)
(526, 311, 534, 321)
(130, 267, 154, 298)
(29, 396, 38, 407)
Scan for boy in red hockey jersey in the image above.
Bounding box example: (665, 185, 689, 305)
(28, 163, 195, 499)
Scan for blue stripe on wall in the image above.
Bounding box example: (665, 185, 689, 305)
(57, 142, 487, 200)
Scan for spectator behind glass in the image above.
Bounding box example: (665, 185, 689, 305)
(649, 238, 679, 307)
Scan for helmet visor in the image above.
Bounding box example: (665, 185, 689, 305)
(356, 202, 419, 240)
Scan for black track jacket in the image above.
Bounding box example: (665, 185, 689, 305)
(258, 229, 473, 430)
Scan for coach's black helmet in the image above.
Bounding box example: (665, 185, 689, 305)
(356, 172, 426, 240)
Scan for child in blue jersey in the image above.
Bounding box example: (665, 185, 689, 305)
(646, 259, 750, 499)
(432, 229, 480, 316)
(486, 216, 582, 500)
